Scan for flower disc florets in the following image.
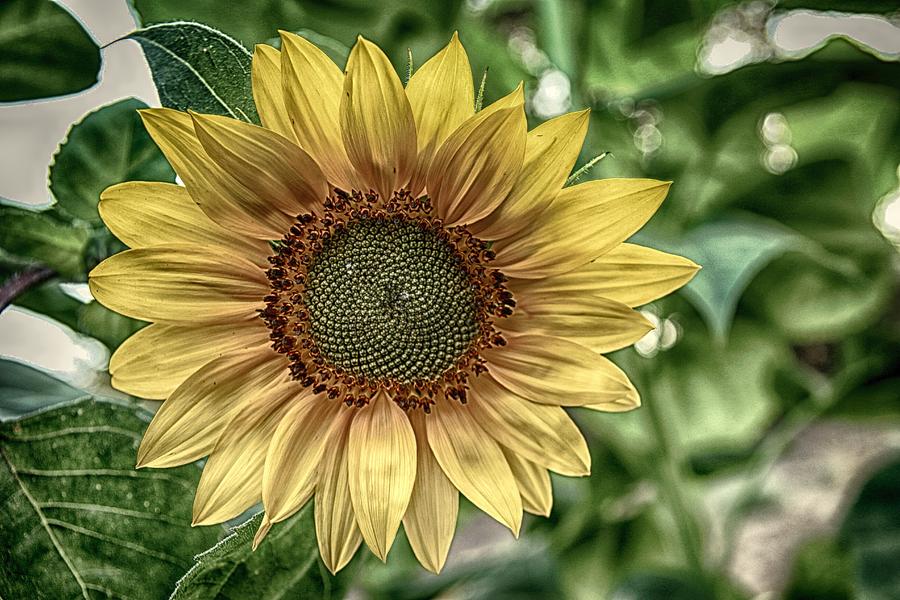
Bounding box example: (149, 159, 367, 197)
(261, 189, 514, 411)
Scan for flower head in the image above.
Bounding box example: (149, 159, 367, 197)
(89, 32, 699, 573)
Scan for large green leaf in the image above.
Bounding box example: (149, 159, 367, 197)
(0, 0, 101, 102)
(50, 98, 175, 225)
(171, 508, 346, 600)
(0, 201, 90, 280)
(0, 397, 221, 599)
(0, 359, 85, 420)
(127, 22, 259, 123)
(840, 457, 900, 600)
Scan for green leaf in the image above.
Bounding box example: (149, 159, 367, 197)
(76, 301, 146, 350)
(784, 536, 854, 600)
(127, 22, 259, 123)
(643, 216, 802, 342)
(171, 508, 346, 600)
(610, 317, 794, 456)
(840, 456, 900, 600)
(0, 359, 85, 420)
(50, 98, 175, 225)
(0, 0, 101, 102)
(0, 202, 90, 280)
(0, 397, 221, 599)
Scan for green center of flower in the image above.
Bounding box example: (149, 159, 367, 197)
(304, 217, 479, 382)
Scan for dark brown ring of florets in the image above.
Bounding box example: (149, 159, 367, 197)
(260, 189, 514, 412)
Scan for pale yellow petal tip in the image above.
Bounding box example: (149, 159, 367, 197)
(252, 43, 276, 54)
(191, 504, 220, 527)
(511, 81, 525, 102)
(252, 516, 272, 550)
(421, 559, 447, 575)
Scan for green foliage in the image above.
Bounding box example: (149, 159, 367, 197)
(0, 202, 90, 280)
(50, 98, 176, 225)
(0, 0, 101, 102)
(76, 301, 145, 350)
(0, 397, 221, 599)
(130, 0, 306, 48)
(644, 216, 804, 341)
(785, 536, 854, 600)
(840, 457, 900, 600)
(172, 508, 348, 600)
(609, 571, 717, 600)
(127, 23, 259, 122)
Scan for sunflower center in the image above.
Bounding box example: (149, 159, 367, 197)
(262, 189, 514, 410)
(304, 217, 479, 381)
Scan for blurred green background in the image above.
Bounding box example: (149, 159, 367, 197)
(1, 1, 898, 599)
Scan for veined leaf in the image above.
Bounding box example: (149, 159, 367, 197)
(0, 398, 221, 599)
(50, 98, 175, 225)
(127, 22, 259, 123)
(171, 508, 346, 600)
(0, 0, 101, 102)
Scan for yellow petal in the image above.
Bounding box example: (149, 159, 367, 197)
(469, 375, 590, 476)
(483, 334, 639, 411)
(348, 393, 416, 561)
(252, 514, 273, 550)
(139, 108, 290, 239)
(500, 293, 654, 354)
(279, 31, 356, 190)
(99, 182, 268, 263)
(470, 109, 589, 241)
(340, 37, 417, 200)
(426, 105, 526, 227)
(136, 350, 287, 468)
(426, 399, 522, 535)
(109, 320, 269, 400)
(190, 112, 329, 216)
(405, 32, 474, 195)
(192, 383, 300, 525)
(315, 407, 363, 574)
(493, 179, 672, 278)
(402, 411, 458, 574)
(261, 395, 341, 522)
(503, 450, 553, 517)
(88, 245, 267, 324)
(252, 44, 296, 141)
(510, 243, 700, 307)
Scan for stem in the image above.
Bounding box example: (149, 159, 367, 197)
(0, 266, 55, 313)
(643, 392, 708, 576)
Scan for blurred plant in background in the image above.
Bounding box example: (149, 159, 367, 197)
(1, 0, 898, 599)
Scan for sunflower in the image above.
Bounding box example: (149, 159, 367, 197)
(88, 32, 699, 574)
